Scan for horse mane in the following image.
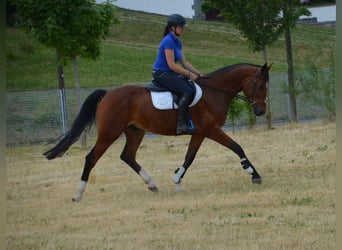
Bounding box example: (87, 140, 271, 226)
(204, 63, 261, 78)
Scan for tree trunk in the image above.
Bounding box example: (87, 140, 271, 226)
(56, 50, 68, 134)
(263, 47, 273, 129)
(72, 56, 86, 149)
(285, 28, 297, 123)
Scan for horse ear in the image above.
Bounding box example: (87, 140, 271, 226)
(261, 62, 273, 74)
(261, 63, 268, 74)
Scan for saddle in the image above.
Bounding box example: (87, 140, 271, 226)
(146, 80, 202, 110)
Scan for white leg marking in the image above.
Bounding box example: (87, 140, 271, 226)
(240, 158, 254, 174)
(139, 169, 157, 189)
(173, 166, 185, 184)
(240, 158, 247, 163)
(246, 166, 254, 174)
(72, 180, 87, 202)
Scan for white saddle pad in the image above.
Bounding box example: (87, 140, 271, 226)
(150, 82, 202, 110)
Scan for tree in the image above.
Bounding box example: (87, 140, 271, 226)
(202, 0, 310, 126)
(228, 97, 255, 131)
(11, 0, 118, 146)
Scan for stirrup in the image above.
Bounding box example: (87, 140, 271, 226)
(177, 119, 195, 134)
(188, 119, 195, 133)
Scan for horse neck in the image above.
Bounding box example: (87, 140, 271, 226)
(200, 67, 248, 96)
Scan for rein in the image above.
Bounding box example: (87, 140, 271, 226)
(196, 80, 247, 101)
(196, 67, 267, 104)
(195, 80, 234, 96)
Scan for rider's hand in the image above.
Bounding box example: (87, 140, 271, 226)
(189, 72, 198, 81)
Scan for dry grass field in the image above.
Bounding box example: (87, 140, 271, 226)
(6, 121, 335, 250)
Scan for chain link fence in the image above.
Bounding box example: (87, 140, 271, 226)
(6, 71, 332, 146)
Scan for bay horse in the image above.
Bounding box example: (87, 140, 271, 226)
(44, 62, 271, 202)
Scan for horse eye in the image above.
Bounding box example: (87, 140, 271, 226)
(258, 85, 265, 91)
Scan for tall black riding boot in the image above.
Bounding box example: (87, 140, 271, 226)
(177, 94, 192, 134)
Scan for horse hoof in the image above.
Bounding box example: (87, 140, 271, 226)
(252, 177, 262, 184)
(148, 186, 158, 192)
(72, 196, 82, 202)
(175, 183, 182, 192)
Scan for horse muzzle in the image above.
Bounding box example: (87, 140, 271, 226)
(252, 103, 266, 116)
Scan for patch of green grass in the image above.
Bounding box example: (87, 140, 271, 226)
(317, 145, 328, 152)
(282, 197, 314, 206)
(240, 212, 258, 218)
(6, 8, 335, 91)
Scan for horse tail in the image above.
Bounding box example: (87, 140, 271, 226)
(43, 89, 107, 160)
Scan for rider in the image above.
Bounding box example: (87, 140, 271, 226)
(152, 14, 202, 134)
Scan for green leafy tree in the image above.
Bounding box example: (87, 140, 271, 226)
(228, 97, 255, 131)
(228, 98, 246, 131)
(12, 0, 117, 62)
(202, 0, 310, 126)
(202, 0, 286, 52)
(282, 0, 310, 123)
(11, 0, 118, 146)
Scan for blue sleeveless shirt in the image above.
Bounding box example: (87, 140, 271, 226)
(153, 32, 183, 72)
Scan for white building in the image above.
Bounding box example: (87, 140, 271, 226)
(303, 5, 336, 22)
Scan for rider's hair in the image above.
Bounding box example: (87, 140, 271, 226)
(163, 26, 170, 37)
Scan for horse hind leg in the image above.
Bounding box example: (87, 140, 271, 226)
(72, 149, 95, 202)
(72, 131, 122, 202)
(121, 125, 158, 192)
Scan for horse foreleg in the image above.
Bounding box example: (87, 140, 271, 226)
(207, 128, 262, 184)
(173, 135, 205, 191)
(121, 126, 158, 192)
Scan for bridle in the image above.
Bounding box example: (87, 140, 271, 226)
(237, 67, 269, 105)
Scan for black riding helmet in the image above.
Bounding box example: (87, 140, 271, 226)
(167, 14, 186, 27)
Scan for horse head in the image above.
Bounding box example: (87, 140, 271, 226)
(241, 63, 272, 116)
